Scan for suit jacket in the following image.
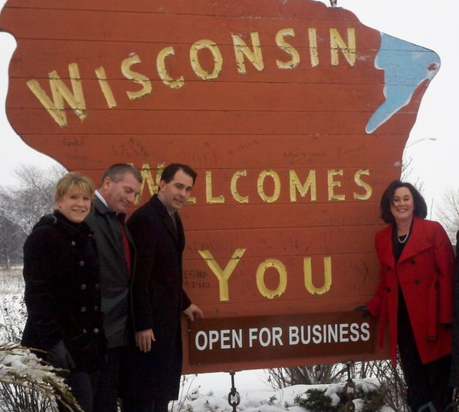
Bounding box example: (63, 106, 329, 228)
(85, 196, 136, 348)
(367, 216, 455, 365)
(123, 194, 191, 401)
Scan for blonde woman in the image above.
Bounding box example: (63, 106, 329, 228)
(22, 172, 106, 412)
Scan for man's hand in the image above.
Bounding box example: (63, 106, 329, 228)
(136, 329, 155, 353)
(183, 303, 203, 321)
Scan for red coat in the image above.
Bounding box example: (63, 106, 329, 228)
(367, 217, 455, 366)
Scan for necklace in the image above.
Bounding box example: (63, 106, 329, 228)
(397, 233, 409, 244)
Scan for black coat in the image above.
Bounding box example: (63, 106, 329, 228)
(21, 211, 106, 372)
(122, 194, 191, 402)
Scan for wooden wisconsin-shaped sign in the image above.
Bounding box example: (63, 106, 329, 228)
(0, 0, 440, 373)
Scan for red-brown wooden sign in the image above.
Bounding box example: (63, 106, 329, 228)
(0, 0, 440, 373)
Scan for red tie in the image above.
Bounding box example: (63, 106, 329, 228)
(119, 221, 131, 276)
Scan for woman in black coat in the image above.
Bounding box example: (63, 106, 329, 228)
(22, 172, 106, 412)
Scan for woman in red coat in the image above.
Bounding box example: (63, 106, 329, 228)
(365, 180, 455, 412)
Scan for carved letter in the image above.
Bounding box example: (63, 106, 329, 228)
(304, 257, 332, 295)
(157, 46, 185, 89)
(95, 66, 117, 108)
(232, 32, 264, 75)
(256, 259, 288, 299)
(206, 171, 225, 204)
(330, 28, 356, 66)
(121, 54, 152, 100)
(231, 170, 249, 204)
(26, 63, 87, 128)
(190, 40, 223, 80)
(276, 28, 300, 70)
(328, 169, 345, 201)
(199, 249, 246, 301)
(258, 170, 281, 203)
(354, 169, 372, 200)
(290, 170, 317, 202)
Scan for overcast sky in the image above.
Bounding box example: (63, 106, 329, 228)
(0, 0, 458, 219)
(335, 0, 459, 220)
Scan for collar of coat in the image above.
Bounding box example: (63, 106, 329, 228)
(376, 216, 436, 267)
(92, 196, 127, 222)
(33, 210, 94, 241)
(150, 194, 183, 244)
(150, 193, 179, 219)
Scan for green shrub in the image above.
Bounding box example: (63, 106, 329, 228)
(297, 388, 338, 412)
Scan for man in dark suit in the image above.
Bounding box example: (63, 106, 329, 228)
(86, 163, 142, 412)
(122, 163, 203, 412)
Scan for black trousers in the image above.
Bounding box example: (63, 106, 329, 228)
(93, 347, 123, 412)
(398, 294, 453, 412)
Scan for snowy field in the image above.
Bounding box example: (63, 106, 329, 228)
(0, 268, 395, 411)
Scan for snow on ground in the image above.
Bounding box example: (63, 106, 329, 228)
(174, 371, 396, 412)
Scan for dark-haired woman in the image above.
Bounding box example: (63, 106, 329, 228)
(365, 180, 455, 412)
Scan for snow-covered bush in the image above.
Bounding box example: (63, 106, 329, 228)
(296, 380, 385, 412)
(0, 343, 81, 412)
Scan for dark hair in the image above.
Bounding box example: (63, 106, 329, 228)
(380, 180, 427, 224)
(100, 164, 142, 187)
(161, 163, 197, 185)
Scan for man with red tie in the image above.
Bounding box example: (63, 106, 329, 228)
(86, 164, 142, 412)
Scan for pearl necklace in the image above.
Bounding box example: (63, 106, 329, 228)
(397, 233, 409, 244)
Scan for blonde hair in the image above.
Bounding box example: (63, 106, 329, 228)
(55, 172, 96, 201)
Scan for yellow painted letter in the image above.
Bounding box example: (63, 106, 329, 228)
(206, 171, 225, 204)
(190, 40, 223, 80)
(138, 163, 164, 197)
(26, 63, 87, 128)
(354, 169, 372, 200)
(232, 32, 264, 75)
(258, 170, 281, 203)
(121, 54, 152, 100)
(95, 66, 117, 108)
(256, 259, 287, 299)
(290, 170, 317, 202)
(276, 28, 300, 70)
(330, 28, 356, 66)
(304, 257, 332, 295)
(308, 28, 319, 67)
(231, 170, 249, 204)
(199, 249, 246, 301)
(328, 169, 345, 201)
(157, 47, 185, 89)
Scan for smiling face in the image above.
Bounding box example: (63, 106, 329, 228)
(101, 172, 142, 213)
(56, 185, 92, 223)
(390, 186, 415, 226)
(158, 169, 194, 213)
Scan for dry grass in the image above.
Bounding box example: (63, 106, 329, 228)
(0, 268, 25, 344)
(0, 268, 24, 295)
